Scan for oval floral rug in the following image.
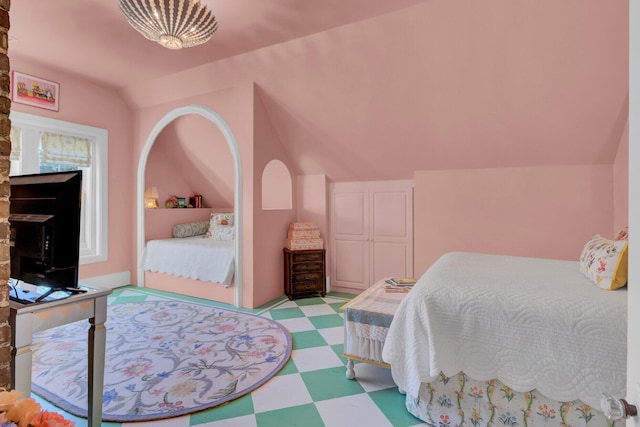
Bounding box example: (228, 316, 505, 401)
(30, 300, 292, 422)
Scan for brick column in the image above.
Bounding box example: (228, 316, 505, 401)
(0, 0, 10, 390)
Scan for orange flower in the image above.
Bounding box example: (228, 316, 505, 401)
(5, 396, 41, 427)
(0, 390, 23, 410)
(0, 390, 74, 427)
(31, 410, 76, 427)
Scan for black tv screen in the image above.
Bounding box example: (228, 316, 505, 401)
(9, 170, 82, 297)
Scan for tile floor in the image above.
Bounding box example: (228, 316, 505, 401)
(33, 286, 427, 427)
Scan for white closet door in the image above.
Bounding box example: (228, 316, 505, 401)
(330, 182, 370, 292)
(370, 183, 413, 284)
(330, 181, 413, 293)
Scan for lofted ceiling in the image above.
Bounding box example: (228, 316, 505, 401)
(8, 0, 427, 91)
(7, 1, 630, 182)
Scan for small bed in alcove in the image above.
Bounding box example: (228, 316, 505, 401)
(136, 105, 243, 307)
(141, 214, 237, 305)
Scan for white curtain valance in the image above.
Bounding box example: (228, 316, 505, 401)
(10, 126, 21, 161)
(41, 131, 92, 167)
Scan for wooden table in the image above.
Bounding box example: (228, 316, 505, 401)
(9, 285, 112, 427)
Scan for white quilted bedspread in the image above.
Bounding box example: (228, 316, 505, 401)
(140, 236, 235, 286)
(381, 252, 627, 409)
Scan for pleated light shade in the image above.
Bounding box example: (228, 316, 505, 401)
(119, 0, 218, 50)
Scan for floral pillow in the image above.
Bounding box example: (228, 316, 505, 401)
(207, 212, 234, 236)
(207, 225, 235, 241)
(579, 234, 628, 290)
(210, 212, 234, 227)
(615, 226, 628, 241)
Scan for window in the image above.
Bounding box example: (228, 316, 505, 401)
(9, 111, 108, 264)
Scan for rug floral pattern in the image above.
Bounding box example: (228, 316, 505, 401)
(30, 300, 292, 422)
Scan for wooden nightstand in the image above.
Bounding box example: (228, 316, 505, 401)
(283, 248, 326, 300)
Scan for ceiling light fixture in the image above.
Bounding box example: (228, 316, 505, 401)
(118, 0, 218, 50)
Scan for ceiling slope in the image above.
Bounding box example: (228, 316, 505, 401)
(9, 0, 426, 90)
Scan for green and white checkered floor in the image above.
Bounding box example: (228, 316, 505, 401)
(34, 286, 426, 427)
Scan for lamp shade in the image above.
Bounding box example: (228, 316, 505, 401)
(145, 186, 159, 208)
(119, 0, 218, 50)
(145, 186, 159, 199)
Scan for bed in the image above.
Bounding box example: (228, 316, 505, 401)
(140, 216, 237, 304)
(380, 251, 627, 426)
(140, 235, 235, 285)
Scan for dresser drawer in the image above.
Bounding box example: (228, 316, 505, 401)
(291, 262, 324, 274)
(292, 251, 324, 263)
(292, 280, 324, 293)
(292, 271, 323, 283)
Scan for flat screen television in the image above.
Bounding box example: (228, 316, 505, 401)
(8, 170, 83, 303)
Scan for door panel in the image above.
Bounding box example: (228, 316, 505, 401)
(371, 191, 411, 240)
(330, 183, 369, 291)
(370, 183, 413, 281)
(334, 240, 368, 290)
(371, 241, 410, 283)
(334, 192, 366, 237)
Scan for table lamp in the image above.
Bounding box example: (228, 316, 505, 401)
(145, 186, 159, 208)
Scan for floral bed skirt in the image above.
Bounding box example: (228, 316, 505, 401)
(406, 372, 616, 427)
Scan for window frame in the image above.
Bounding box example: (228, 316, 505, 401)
(9, 111, 108, 265)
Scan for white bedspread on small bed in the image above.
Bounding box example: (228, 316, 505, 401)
(381, 252, 627, 409)
(140, 236, 235, 286)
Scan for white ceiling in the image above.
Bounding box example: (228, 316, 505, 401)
(9, 0, 427, 91)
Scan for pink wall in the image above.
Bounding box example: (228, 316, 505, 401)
(296, 175, 328, 239)
(144, 209, 213, 241)
(10, 57, 134, 282)
(144, 113, 235, 243)
(296, 174, 329, 270)
(414, 165, 614, 276)
(146, 114, 235, 209)
(134, 83, 256, 305)
(252, 87, 297, 306)
(614, 120, 629, 234)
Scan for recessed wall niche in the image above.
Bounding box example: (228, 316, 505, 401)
(262, 159, 292, 210)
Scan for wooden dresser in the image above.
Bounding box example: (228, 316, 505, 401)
(283, 248, 326, 300)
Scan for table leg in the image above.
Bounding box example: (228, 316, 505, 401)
(346, 359, 356, 380)
(9, 312, 34, 397)
(87, 295, 108, 427)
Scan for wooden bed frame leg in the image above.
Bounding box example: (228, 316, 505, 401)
(345, 359, 356, 380)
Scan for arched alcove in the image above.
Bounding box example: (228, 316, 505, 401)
(262, 159, 292, 210)
(136, 105, 243, 307)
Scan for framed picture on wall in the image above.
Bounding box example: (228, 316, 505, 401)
(11, 71, 59, 111)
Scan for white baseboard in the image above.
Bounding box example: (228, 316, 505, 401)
(80, 271, 131, 289)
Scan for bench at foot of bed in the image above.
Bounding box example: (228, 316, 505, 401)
(340, 279, 408, 380)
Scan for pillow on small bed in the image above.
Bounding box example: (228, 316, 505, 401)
(615, 226, 628, 241)
(173, 221, 209, 238)
(579, 234, 628, 290)
(208, 212, 234, 238)
(207, 225, 235, 241)
(211, 212, 234, 226)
